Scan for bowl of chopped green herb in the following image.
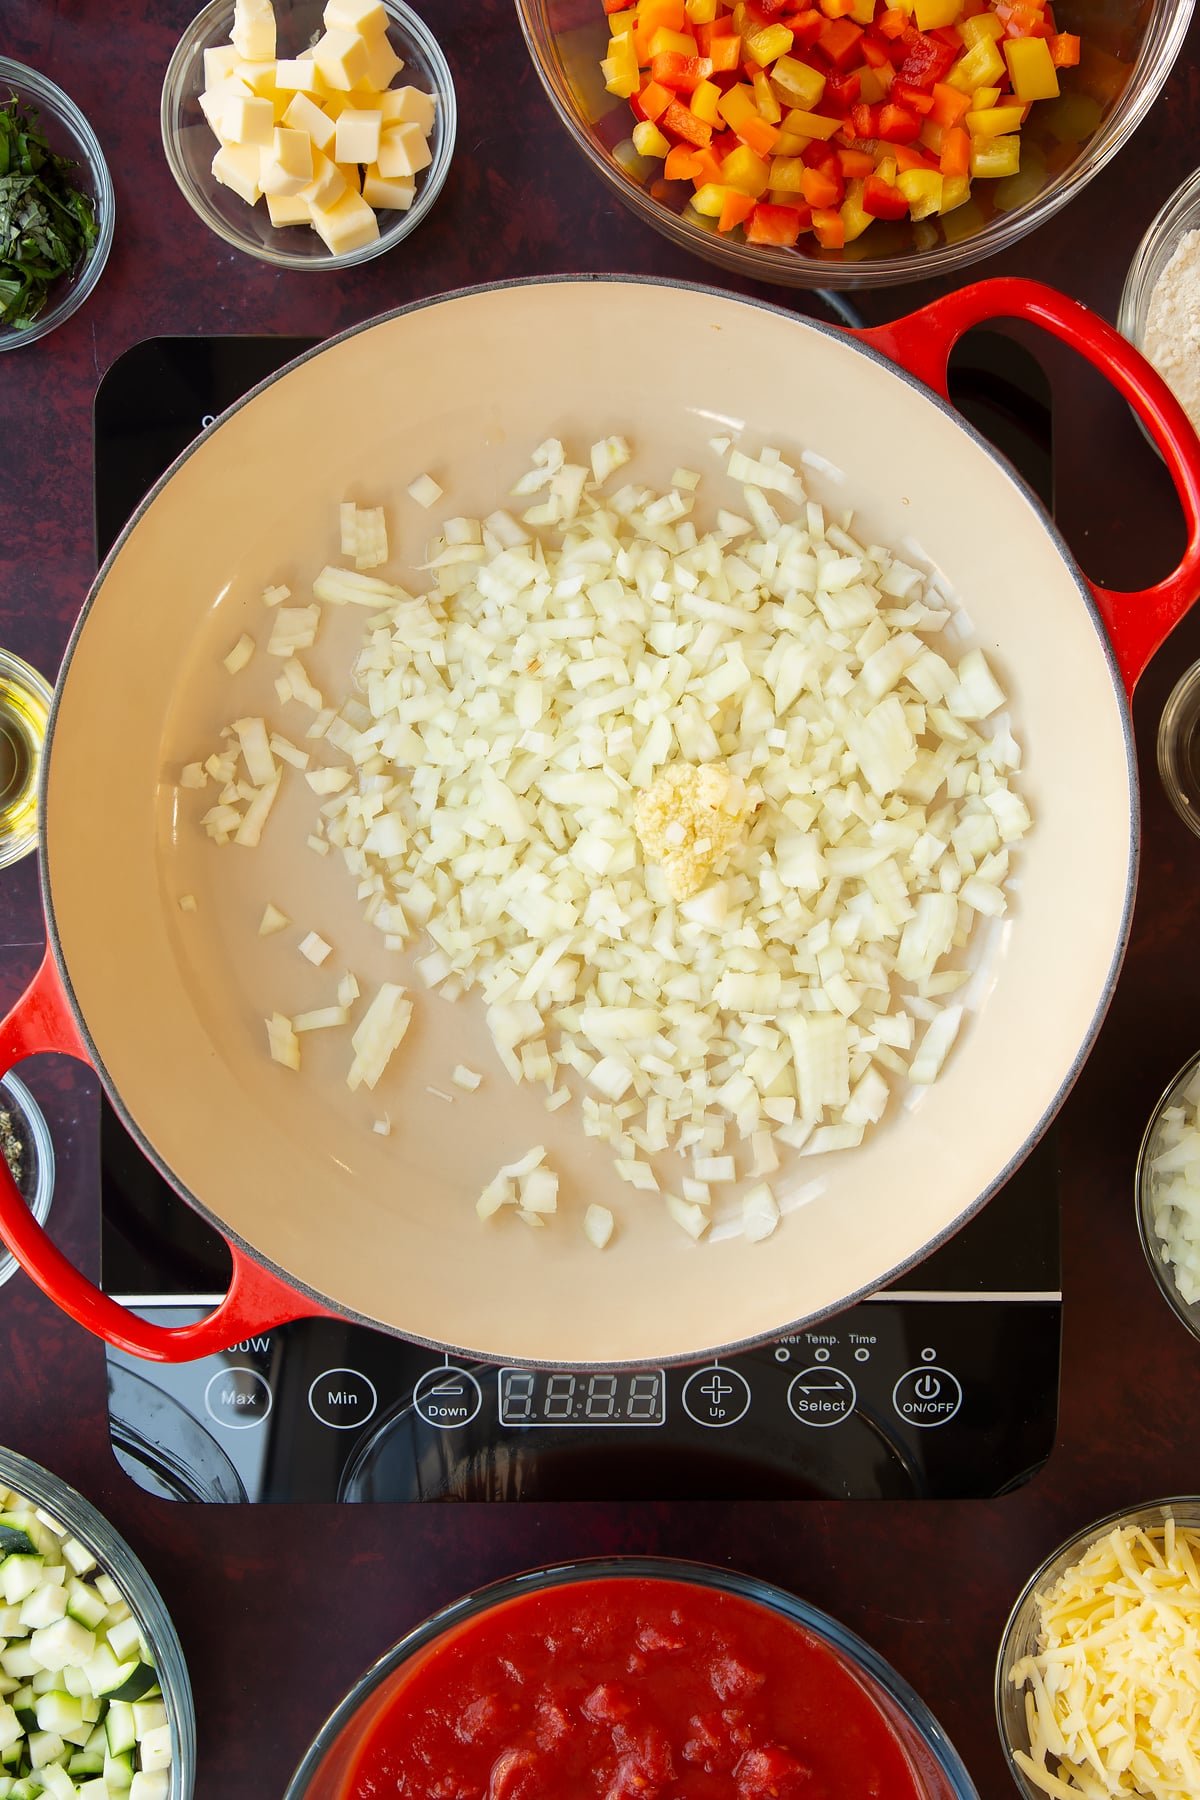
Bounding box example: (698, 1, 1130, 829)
(0, 59, 114, 350)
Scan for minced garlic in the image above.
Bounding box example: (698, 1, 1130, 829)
(633, 760, 754, 901)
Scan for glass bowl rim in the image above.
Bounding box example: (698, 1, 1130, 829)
(0, 1070, 55, 1290)
(512, 0, 1197, 288)
(0, 57, 116, 351)
(993, 1495, 1200, 1796)
(284, 1554, 979, 1799)
(0, 1444, 197, 1799)
(159, 0, 457, 271)
(1134, 1048, 1200, 1334)
(1118, 161, 1200, 349)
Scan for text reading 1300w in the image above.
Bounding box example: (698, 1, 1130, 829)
(498, 1369, 666, 1426)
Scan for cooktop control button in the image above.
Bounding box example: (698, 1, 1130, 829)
(308, 1368, 378, 1430)
(892, 1365, 963, 1427)
(413, 1366, 483, 1431)
(788, 1367, 857, 1427)
(681, 1365, 751, 1428)
(203, 1366, 272, 1431)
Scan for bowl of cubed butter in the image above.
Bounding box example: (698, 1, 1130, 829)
(0, 1445, 194, 1800)
(160, 0, 455, 267)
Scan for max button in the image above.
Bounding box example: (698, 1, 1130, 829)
(204, 1366, 272, 1431)
(892, 1365, 962, 1428)
(681, 1366, 751, 1428)
(308, 1368, 378, 1430)
(413, 1367, 483, 1431)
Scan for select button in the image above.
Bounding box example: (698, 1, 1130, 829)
(308, 1367, 378, 1430)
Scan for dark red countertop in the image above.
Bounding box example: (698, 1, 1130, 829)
(5, 3, 1200, 1796)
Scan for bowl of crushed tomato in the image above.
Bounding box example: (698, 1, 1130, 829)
(284, 1558, 978, 1800)
(515, 0, 1191, 286)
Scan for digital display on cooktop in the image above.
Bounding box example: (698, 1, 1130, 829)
(497, 1368, 667, 1427)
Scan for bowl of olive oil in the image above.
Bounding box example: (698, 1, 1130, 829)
(0, 649, 51, 867)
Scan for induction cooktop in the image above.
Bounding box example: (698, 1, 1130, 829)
(93, 322, 1061, 1504)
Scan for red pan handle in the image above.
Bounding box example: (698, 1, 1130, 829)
(0, 949, 330, 1362)
(852, 276, 1200, 697)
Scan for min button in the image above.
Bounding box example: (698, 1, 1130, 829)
(308, 1368, 378, 1430)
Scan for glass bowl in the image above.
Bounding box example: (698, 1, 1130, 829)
(0, 1444, 196, 1800)
(1135, 1047, 1200, 1337)
(1118, 164, 1200, 423)
(160, 0, 456, 269)
(995, 1498, 1200, 1798)
(285, 1557, 978, 1799)
(0, 1071, 55, 1292)
(515, 0, 1193, 288)
(1155, 659, 1200, 838)
(0, 59, 115, 350)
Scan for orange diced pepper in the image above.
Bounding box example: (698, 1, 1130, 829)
(837, 145, 875, 176)
(638, 79, 674, 118)
(637, 0, 687, 33)
(718, 188, 757, 230)
(745, 201, 805, 244)
(800, 164, 841, 205)
(811, 205, 845, 246)
(893, 141, 938, 170)
(929, 80, 971, 124)
(876, 8, 909, 35)
(1050, 29, 1080, 62)
(664, 144, 700, 178)
(689, 144, 725, 183)
(651, 49, 714, 87)
(661, 98, 714, 144)
(707, 30, 744, 67)
(939, 123, 969, 173)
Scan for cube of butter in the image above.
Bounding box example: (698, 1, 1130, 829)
(357, 32, 404, 91)
(309, 188, 380, 255)
(303, 148, 348, 211)
(334, 107, 382, 165)
(376, 121, 431, 178)
(283, 91, 336, 153)
(312, 27, 371, 90)
(267, 189, 312, 226)
(203, 45, 241, 87)
(379, 86, 435, 132)
(222, 93, 275, 146)
(199, 77, 251, 138)
(212, 143, 263, 206)
(260, 126, 314, 195)
(274, 57, 322, 92)
(231, 0, 276, 61)
(236, 58, 280, 99)
(363, 165, 415, 210)
(323, 0, 388, 34)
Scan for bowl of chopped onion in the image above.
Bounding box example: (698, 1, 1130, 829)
(996, 1498, 1200, 1799)
(1135, 1050, 1200, 1338)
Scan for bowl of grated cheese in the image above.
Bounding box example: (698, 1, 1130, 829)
(996, 1499, 1200, 1800)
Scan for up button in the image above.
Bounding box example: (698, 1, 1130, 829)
(892, 1364, 962, 1428)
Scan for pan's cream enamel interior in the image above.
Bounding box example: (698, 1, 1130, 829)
(45, 282, 1132, 1363)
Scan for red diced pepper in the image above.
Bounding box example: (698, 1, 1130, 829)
(876, 100, 922, 141)
(890, 78, 935, 112)
(660, 100, 713, 145)
(861, 173, 909, 217)
(811, 205, 845, 247)
(746, 201, 805, 244)
(802, 137, 840, 169)
(860, 35, 893, 64)
(816, 16, 864, 67)
(895, 31, 958, 88)
(824, 69, 862, 108)
(800, 164, 843, 205)
(939, 124, 969, 175)
(1050, 29, 1080, 62)
(849, 100, 881, 137)
(836, 145, 875, 176)
(758, 0, 791, 14)
(603, 0, 630, 12)
(651, 51, 714, 89)
(788, 7, 826, 46)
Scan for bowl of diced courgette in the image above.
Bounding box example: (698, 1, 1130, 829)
(0, 1447, 194, 1800)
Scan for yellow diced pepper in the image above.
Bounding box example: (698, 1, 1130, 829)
(841, 177, 873, 240)
(691, 181, 731, 216)
(718, 84, 759, 132)
(691, 77, 721, 123)
(633, 118, 672, 157)
(781, 107, 842, 139)
(767, 154, 807, 191)
(969, 132, 1021, 176)
(913, 0, 962, 29)
(773, 132, 810, 155)
(972, 84, 1002, 108)
(965, 103, 1026, 136)
(859, 65, 887, 102)
(602, 32, 640, 98)
(958, 12, 1004, 43)
(940, 172, 971, 212)
(1004, 35, 1060, 101)
(848, 0, 876, 22)
(650, 26, 697, 56)
(771, 56, 826, 109)
(875, 153, 898, 183)
(686, 0, 719, 20)
(946, 35, 1006, 92)
(745, 22, 794, 63)
(898, 167, 944, 218)
(720, 143, 773, 194)
(752, 69, 782, 121)
(605, 9, 637, 35)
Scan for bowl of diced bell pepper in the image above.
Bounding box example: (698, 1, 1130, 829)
(515, 0, 1191, 284)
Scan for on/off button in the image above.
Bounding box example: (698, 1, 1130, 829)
(307, 1368, 378, 1430)
(892, 1365, 962, 1428)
